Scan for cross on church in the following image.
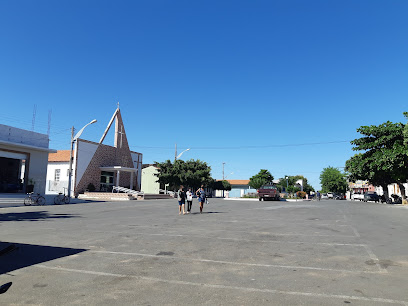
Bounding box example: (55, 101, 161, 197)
(118, 125, 125, 148)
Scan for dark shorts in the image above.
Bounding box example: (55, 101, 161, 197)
(178, 200, 185, 206)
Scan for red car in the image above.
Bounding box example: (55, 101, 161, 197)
(257, 185, 280, 201)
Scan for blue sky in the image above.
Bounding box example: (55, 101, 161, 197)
(1, 0, 407, 189)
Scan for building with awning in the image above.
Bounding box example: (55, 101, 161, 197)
(0, 124, 56, 194)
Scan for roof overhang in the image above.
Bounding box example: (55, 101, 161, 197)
(0, 139, 57, 153)
(100, 166, 137, 172)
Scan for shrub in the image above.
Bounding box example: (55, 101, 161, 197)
(296, 191, 307, 199)
(87, 183, 96, 192)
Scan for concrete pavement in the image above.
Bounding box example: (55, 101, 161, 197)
(1, 199, 407, 305)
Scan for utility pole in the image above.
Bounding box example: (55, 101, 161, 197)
(67, 126, 75, 197)
(222, 162, 225, 198)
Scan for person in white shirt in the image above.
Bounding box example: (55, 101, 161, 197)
(186, 188, 193, 213)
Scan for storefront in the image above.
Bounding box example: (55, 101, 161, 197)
(0, 124, 56, 194)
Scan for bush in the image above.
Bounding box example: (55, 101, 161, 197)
(296, 191, 307, 199)
(242, 194, 258, 198)
(87, 183, 96, 192)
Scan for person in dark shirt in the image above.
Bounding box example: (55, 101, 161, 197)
(177, 185, 186, 215)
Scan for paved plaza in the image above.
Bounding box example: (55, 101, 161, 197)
(1, 198, 408, 305)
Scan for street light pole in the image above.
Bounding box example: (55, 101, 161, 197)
(222, 162, 225, 198)
(67, 119, 97, 198)
(175, 148, 191, 160)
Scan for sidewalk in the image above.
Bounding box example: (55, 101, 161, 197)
(0, 193, 91, 208)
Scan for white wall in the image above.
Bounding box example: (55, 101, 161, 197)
(141, 166, 159, 194)
(0, 124, 49, 148)
(46, 162, 70, 194)
(76, 140, 98, 185)
(131, 152, 142, 190)
(375, 183, 408, 197)
(27, 150, 50, 194)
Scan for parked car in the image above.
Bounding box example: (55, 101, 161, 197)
(257, 185, 280, 201)
(327, 192, 334, 199)
(321, 193, 328, 199)
(363, 191, 380, 202)
(334, 193, 345, 200)
(351, 193, 364, 201)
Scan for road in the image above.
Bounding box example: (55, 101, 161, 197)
(1, 199, 407, 305)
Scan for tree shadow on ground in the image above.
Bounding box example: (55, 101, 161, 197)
(0, 211, 81, 222)
(0, 241, 87, 275)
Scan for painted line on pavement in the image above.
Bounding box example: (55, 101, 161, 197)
(90, 250, 384, 274)
(130, 232, 365, 246)
(363, 245, 388, 274)
(115, 224, 357, 238)
(34, 265, 407, 305)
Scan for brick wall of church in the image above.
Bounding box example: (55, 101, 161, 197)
(75, 143, 137, 194)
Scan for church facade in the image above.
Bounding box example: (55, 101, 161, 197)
(47, 107, 142, 196)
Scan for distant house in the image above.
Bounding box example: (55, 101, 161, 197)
(224, 180, 256, 198)
(348, 180, 408, 200)
(0, 124, 56, 194)
(46, 150, 71, 194)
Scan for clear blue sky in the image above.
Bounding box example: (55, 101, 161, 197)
(1, 0, 407, 189)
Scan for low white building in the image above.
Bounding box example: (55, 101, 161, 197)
(0, 124, 56, 194)
(46, 150, 71, 194)
(141, 164, 160, 194)
(218, 180, 256, 198)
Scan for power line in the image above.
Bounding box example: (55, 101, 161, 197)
(130, 140, 350, 150)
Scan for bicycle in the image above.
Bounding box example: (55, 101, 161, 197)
(54, 188, 70, 204)
(24, 193, 46, 206)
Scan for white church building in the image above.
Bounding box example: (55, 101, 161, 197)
(46, 107, 142, 196)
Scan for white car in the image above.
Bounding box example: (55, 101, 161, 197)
(351, 193, 364, 201)
(321, 193, 328, 199)
(327, 192, 334, 199)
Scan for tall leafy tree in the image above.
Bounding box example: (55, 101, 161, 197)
(249, 169, 274, 189)
(155, 159, 212, 191)
(213, 180, 232, 191)
(345, 120, 408, 200)
(320, 167, 348, 194)
(249, 177, 267, 190)
(275, 175, 314, 193)
(404, 112, 408, 146)
(250, 169, 273, 183)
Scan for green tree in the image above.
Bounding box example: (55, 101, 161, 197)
(404, 112, 408, 146)
(249, 169, 274, 189)
(320, 166, 348, 194)
(155, 159, 212, 191)
(345, 120, 408, 201)
(249, 177, 267, 190)
(213, 180, 232, 191)
(276, 175, 314, 194)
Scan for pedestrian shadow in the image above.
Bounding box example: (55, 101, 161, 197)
(0, 241, 87, 275)
(0, 211, 80, 222)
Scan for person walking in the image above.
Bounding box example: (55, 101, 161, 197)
(186, 188, 193, 213)
(177, 185, 186, 215)
(196, 185, 206, 214)
(316, 191, 321, 201)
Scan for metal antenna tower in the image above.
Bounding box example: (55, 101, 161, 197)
(31, 104, 37, 131)
(47, 109, 52, 137)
